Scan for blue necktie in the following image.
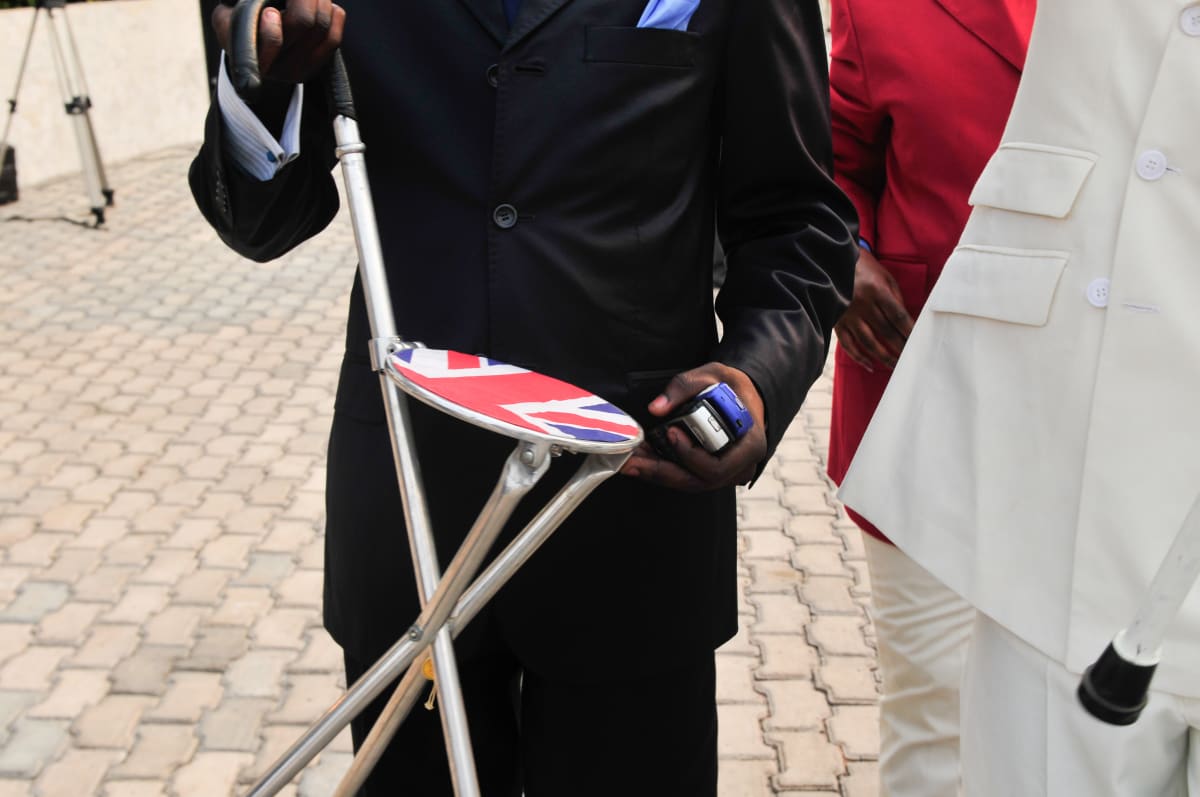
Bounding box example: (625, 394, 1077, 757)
(503, 0, 520, 25)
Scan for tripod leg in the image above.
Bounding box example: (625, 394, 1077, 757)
(1, 7, 40, 155)
(44, 7, 107, 223)
(57, 4, 112, 205)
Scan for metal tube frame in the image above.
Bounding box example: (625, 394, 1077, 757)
(244, 114, 635, 796)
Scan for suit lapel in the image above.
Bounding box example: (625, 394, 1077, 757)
(932, 0, 1035, 71)
(455, 0, 509, 46)
(503, 0, 576, 52)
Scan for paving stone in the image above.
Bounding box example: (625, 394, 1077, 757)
(170, 751, 254, 797)
(0, 581, 70, 623)
(792, 545, 849, 577)
(0, 718, 69, 777)
(72, 565, 137, 603)
(171, 569, 233, 607)
(224, 649, 294, 700)
(799, 575, 862, 616)
(199, 697, 276, 752)
(177, 625, 248, 672)
(717, 760, 776, 797)
(102, 585, 170, 625)
(110, 644, 187, 696)
(716, 652, 764, 706)
(133, 550, 199, 587)
(110, 723, 198, 779)
(759, 679, 832, 730)
(288, 630, 343, 674)
(72, 695, 154, 750)
(274, 570, 322, 609)
(69, 624, 140, 670)
(0, 646, 71, 690)
(211, 586, 275, 629)
(146, 672, 224, 724)
(807, 616, 875, 658)
(828, 705, 880, 761)
(750, 593, 813, 634)
(842, 761, 881, 797)
(785, 514, 840, 545)
(33, 748, 122, 797)
(817, 657, 879, 705)
(717, 704, 773, 759)
(769, 728, 845, 791)
(738, 498, 790, 531)
(36, 548, 102, 584)
(267, 673, 345, 725)
(27, 669, 110, 719)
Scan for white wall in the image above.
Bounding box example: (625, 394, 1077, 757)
(0, 0, 209, 187)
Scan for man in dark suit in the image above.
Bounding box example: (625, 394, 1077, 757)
(191, 1, 856, 794)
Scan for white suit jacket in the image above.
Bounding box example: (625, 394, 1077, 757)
(840, 0, 1200, 697)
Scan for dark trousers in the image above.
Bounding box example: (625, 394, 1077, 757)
(343, 621, 718, 797)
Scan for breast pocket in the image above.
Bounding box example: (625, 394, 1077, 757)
(584, 26, 698, 68)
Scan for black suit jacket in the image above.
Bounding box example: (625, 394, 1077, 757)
(190, 0, 857, 680)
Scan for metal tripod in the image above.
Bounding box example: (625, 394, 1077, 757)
(1, 0, 113, 225)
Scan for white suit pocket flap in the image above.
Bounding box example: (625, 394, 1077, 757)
(969, 143, 1098, 218)
(929, 246, 1070, 326)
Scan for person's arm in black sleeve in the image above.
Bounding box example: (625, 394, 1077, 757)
(712, 0, 859, 464)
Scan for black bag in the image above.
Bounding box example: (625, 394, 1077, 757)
(0, 145, 15, 205)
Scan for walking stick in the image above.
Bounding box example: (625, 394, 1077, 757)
(227, 3, 642, 793)
(1077, 492, 1200, 725)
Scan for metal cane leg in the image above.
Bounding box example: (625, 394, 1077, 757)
(244, 440, 552, 797)
(1078, 492, 1200, 724)
(334, 450, 629, 796)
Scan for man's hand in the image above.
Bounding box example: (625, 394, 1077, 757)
(620, 363, 768, 492)
(213, 0, 345, 86)
(833, 248, 914, 372)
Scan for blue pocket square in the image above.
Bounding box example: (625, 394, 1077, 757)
(637, 0, 701, 31)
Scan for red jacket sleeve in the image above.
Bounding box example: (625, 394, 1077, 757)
(829, 0, 887, 250)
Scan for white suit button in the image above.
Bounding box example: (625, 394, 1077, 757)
(1136, 150, 1168, 181)
(1181, 6, 1200, 35)
(1086, 278, 1111, 308)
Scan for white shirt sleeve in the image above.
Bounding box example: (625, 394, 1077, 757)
(216, 51, 304, 182)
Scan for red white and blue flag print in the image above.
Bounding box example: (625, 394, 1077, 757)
(391, 349, 641, 445)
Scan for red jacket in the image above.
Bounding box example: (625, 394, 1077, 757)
(827, 0, 1034, 541)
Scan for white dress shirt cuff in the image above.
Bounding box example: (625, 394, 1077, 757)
(216, 51, 303, 182)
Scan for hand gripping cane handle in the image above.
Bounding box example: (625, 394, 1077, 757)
(229, 0, 356, 119)
(1078, 492, 1200, 725)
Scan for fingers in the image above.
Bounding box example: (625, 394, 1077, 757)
(629, 364, 768, 491)
(257, 5, 284, 77)
(834, 324, 875, 372)
(269, 0, 344, 82)
(216, 0, 343, 85)
(839, 313, 896, 369)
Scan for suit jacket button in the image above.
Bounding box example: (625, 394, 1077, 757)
(493, 203, 518, 229)
(487, 64, 500, 87)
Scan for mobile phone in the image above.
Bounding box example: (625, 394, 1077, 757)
(647, 382, 754, 460)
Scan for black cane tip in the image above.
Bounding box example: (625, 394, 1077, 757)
(1076, 642, 1157, 726)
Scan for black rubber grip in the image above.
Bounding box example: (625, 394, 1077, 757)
(324, 51, 357, 121)
(229, 0, 276, 101)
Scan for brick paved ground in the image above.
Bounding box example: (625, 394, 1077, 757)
(0, 146, 879, 795)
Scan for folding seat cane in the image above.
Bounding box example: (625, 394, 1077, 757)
(227, 3, 643, 795)
(1078, 491, 1200, 726)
